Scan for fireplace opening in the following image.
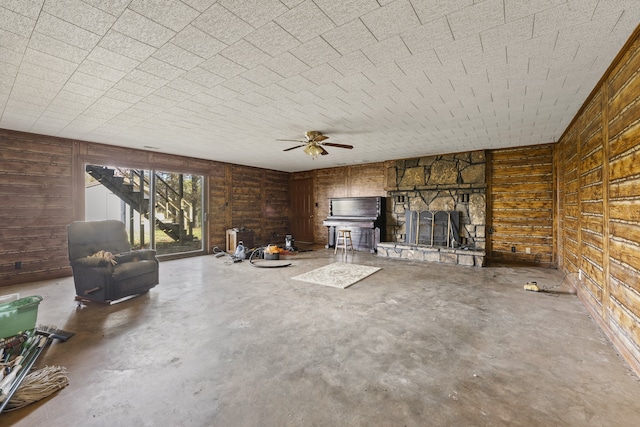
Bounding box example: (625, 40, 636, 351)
(405, 210, 460, 247)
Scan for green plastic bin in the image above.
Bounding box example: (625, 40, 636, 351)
(0, 295, 43, 339)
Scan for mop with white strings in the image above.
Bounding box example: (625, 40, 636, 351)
(0, 325, 74, 412)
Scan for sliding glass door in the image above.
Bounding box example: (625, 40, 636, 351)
(85, 164, 205, 256)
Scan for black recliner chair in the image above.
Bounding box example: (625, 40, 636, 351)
(67, 220, 159, 303)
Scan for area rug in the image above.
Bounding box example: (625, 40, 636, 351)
(292, 263, 381, 289)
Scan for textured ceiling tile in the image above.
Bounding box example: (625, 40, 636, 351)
(290, 36, 341, 67)
(504, 0, 565, 22)
(167, 77, 208, 96)
(263, 52, 310, 78)
(256, 83, 295, 100)
(0, 46, 23, 66)
(302, 63, 343, 85)
(142, 93, 178, 108)
(125, 69, 169, 89)
(557, 8, 625, 49)
(104, 87, 143, 104)
(245, 22, 300, 57)
(34, 12, 101, 50)
(361, 35, 411, 65)
(278, 74, 317, 93)
(87, 46, 140, 73)
(81, 0, 128, 15)
(219, 0, 288, 28)
(52, 89, 96, 108)
(153, 86, 191, 102)
(68, 72, 116, 92)
(113, 79, 157, 97)
(395, 50, 441, 77)
(13, 74, 61, 98)
(43, 0, 116, 35)
(222, 75, 261, 95)
(448, 0, 504, 40)
(76, 60, 127, 83)
(334, 72, 375, 92)
(171, 25, 227, 58)
(481, 15, 534, 54)
(63, 81, 106, 98)
(92, 96, 133, 113)
(129, 0, 200, 32)
(411, 0, 472, 24)
(28, 32, 88, 63)
(182, 67, 225, 88)
(330, 50, 374, 76)
(18, 61, 70, 84)
(276, 1, 336, 43)
(112, 9, 176, 48)
(221, 39, 271, 68)
(6, 99, 47, 115)
(99, 30, 156, 62)
(533, 2, 593, 37)
(313, 0, 379, 26)
(400, 16, 453, 55)
(323, 19, 377, 56)
(0, 27, 28, 53)
(205, 84, 242, 101)
(434, 34, 483, 65)
(0, 0, 44, 19)
(193, 3, 253, 45)
(362, 61, 405, 83)
(22, 47, 78, 75)
(361, 0, 420, 41)
(153, 43, 205, 71)
(241, 65, 283, 87)
(138, 57, 186, 80)
(181, 0, 217, 13)
(200, 54, 248, 79)
(0, 5, 36, 37)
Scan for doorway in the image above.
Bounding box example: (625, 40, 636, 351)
(290, 177, 314, 243)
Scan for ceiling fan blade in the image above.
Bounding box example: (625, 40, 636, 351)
(283, 145, 305, 151)
(277, 139, 304, 143)
(322, 142, 353, 149)
(311, 135, 329, 142)
(320, 146, 329, 155)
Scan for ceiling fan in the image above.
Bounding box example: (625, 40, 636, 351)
(277, 131, 353, 159)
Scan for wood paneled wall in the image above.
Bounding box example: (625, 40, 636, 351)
(291, 163, 386, 246)
(0, 131, 75, 284)
(556, 26, 640, 373)
(0, 129, 290, 287)
(488, 145, 555, 266)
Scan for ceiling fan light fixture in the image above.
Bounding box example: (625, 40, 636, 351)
(303, 143, 323, 158)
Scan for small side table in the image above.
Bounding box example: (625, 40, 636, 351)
(226, 229, 254, 252)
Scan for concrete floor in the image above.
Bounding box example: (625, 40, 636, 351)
(2, 248, 640, 426)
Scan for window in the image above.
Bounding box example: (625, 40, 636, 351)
(85, 165, 205, 256)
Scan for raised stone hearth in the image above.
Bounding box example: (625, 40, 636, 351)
(377, 242, 485, 267)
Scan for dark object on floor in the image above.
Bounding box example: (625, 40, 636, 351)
(67, 220, 159, 303)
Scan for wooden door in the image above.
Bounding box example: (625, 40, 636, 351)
(290, 178, 314, 242)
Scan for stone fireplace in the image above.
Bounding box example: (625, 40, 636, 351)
(378, 151, 486, 267)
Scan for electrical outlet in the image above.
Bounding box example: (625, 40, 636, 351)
(525, 247, 531, 254)
(511, 246, 516, 253)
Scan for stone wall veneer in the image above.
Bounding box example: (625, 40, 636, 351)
(383, 151, 487, 266)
